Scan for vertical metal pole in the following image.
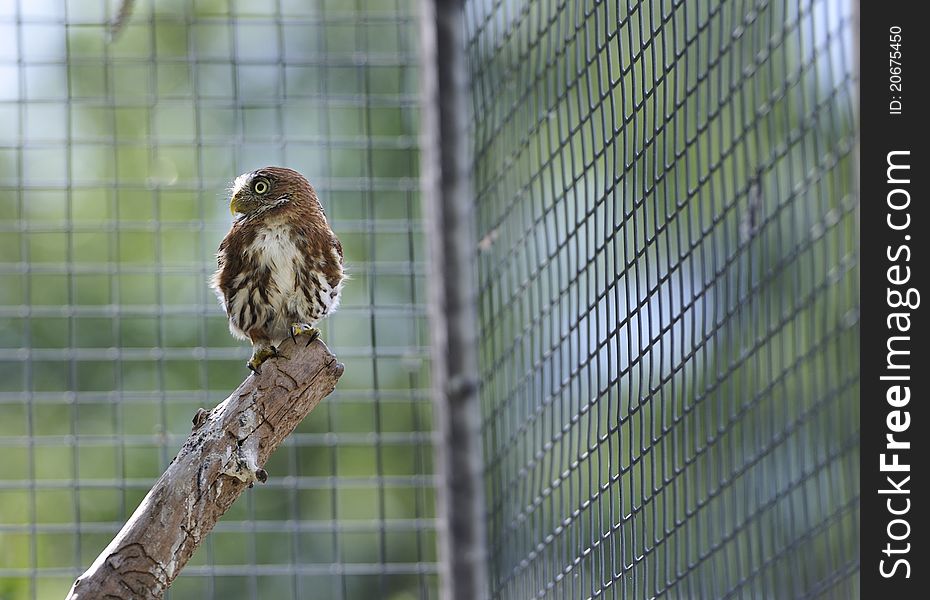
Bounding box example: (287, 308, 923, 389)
(851, 0, 860, 288)
(419, 1, 488, 598)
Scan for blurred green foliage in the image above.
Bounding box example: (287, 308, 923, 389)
(0, 0, 436, 599)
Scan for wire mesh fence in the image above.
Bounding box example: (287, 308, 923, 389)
(465, 0, 859, 598)
(0, 1, 436, 599)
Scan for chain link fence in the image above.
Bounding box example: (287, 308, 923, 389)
(0, 1, 435, 599)
(466, 0, 859, 598)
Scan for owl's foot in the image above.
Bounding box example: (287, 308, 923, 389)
(247, 344, 280, 375)
(290, 323, 320, 347)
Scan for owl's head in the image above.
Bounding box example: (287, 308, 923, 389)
(228, 166, 315, 217)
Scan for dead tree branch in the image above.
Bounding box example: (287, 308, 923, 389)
(65, 338, 344, 600)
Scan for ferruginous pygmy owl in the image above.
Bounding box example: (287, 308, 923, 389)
(211, 167, 344, 374)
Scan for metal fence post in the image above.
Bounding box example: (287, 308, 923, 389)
(419, 0, 488, 598)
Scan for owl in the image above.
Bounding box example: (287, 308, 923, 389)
(211, 167, 344, 374)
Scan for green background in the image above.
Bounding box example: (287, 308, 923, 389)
(0, 1, 436, 599)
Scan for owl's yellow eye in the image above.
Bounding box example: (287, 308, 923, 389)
(252, 178, 270, 195)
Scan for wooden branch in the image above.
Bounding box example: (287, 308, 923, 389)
(108, 0, 135, 42)
(65, 338, 344, 600)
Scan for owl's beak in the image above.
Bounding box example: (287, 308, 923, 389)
(229, 193, 245, 215)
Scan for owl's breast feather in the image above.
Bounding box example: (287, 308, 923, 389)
(248, 219, 301, 305)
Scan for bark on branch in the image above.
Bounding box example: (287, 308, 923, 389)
(65, 338, 344, 600)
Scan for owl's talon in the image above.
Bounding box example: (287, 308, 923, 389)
(247, 345, 280, 375)
(270, 345, 290, 360)
(290, 323, 320, 347)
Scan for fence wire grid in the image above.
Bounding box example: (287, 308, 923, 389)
(0, 1, 435, 599)
(466, 0, 859, 599)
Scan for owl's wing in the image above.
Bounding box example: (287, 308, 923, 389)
(212, 231, 246, 315)
(332, 237, 344, 266)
